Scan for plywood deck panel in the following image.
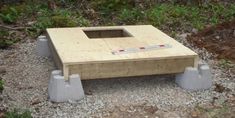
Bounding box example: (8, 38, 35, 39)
(46, 25, 198, 80)
(69, 58, 195, 79)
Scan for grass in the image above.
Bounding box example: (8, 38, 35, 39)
(0, 7, 18, 24)
(0, 2, 235, 117)
(30, 8, 90, 36)
(0, 2, 235, 48)
(118, 8, 144, 24)
(91, 0, 132, 12)
(0, 3, 30, 24)
(98, 3, 235, 32)
(0, 29, 17, 49)
(194, 103, 232, 118)
(145, 4, 235, 30)
(4, 109, 32, 118)
(0, 5, 20, 24)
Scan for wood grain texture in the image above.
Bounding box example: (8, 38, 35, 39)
(47, 33, 63, 70)
(69, 57, 195, 80)
(46, 25, 198, 80)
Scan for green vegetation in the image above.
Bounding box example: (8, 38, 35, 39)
(0, 1, 235, 117)
(145, 4, 235, 30)
(0, 7, 19, 24)
(30, 8, 90, 36)
(91, 0, 133, 12)
(0, 29, 18, 49)
(219, 59, 234, 69)
(0, 79, 3, 93)
(0, 4, 28, 24)
(97, 3, 235, 30)
(118, 8, 144, 24)
(0, 1, 235, 48)
(194, 103, 232, 118)
(5, 109, 32, 118)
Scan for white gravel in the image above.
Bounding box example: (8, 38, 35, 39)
(0, 34, 234, 117)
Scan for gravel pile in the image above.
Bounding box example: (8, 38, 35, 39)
(0, 35, 234, 117)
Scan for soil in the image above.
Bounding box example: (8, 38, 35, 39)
(187, 19, 235, 62)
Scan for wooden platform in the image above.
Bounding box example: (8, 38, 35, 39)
(46, 25, 198, 80)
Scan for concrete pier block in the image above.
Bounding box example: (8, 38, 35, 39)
(175, 64, 212, 90)
(36, 35, 50, 57)
(48, 70, 85, 102)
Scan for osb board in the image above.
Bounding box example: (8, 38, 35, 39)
(46, 25, 198, 79)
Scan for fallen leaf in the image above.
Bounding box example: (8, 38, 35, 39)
(214, 83, 225, 93)
(0, 66, 6, 74)
(191, 110, 200, 118)
(85, 90, 92, 95)
(144, 106, 158, 114)
(31, 98, 41, 105)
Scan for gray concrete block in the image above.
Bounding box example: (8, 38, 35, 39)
(48, 70, 85, 102)
(36, 35, 51, 57)
(175, 64, 212, 90)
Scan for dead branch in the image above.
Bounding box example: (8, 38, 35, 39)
(0, 24, 30, 30)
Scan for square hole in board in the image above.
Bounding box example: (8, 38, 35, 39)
(83, 29, 133, 39)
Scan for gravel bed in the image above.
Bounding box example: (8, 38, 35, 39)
(0, 35, 234, 117)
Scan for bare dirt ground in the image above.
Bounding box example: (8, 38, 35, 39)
(188, 19, 235, 63)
